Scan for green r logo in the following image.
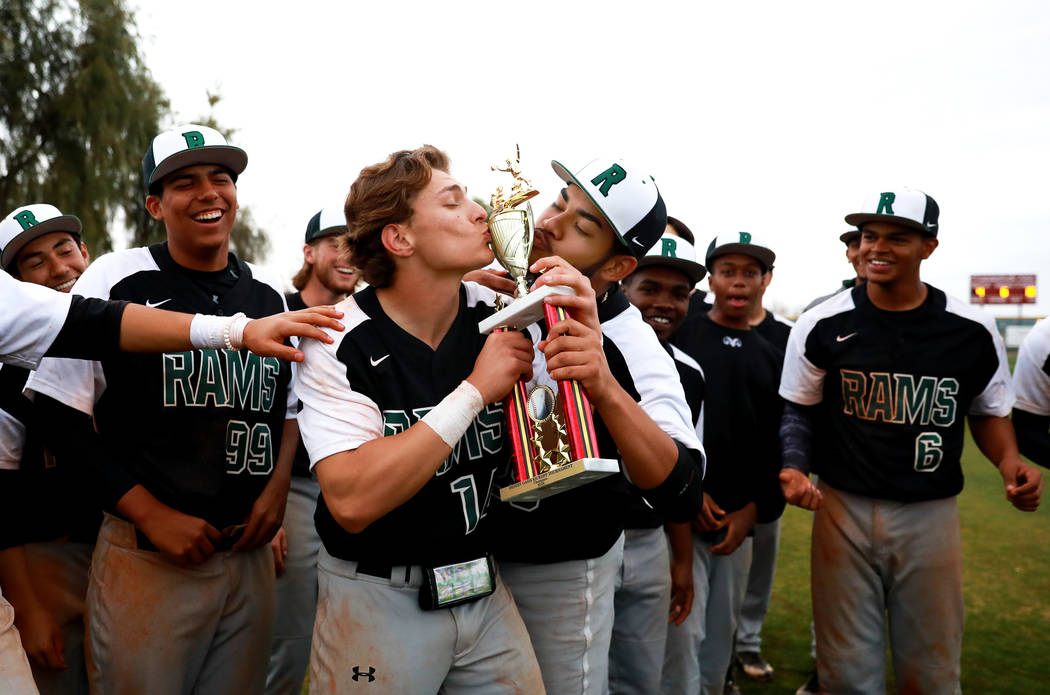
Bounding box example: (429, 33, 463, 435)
(738, 231, 752, 244)
(660, 237, 678, 258)
(876, 192, 896, 214)
(590, 164, 626, 197)
(14, 211, 40, 231)
(182, 131, 205, 149)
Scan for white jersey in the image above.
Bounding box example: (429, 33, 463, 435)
(1014, 319, 1050, 416)
(0, 269, 72, 369)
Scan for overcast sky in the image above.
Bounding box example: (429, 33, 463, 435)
(133, 0, 1050, 316)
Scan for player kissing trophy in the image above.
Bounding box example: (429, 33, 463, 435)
(479, 148, 618, 502)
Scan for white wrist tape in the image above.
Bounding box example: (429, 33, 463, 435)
(421, 381, 484, 449)
(190, 313, 249, 350)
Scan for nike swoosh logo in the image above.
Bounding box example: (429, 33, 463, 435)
(836, 332, 858, 342)
(145, 298, 171, 308)
(632, 237, 645, 246)
(370, 354, 390, 367)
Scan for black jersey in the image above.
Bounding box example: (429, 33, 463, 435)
(753, 311, 793, 353)
(780, 284, 1013, 502)
(0, 364, 100, 548)
(492, 286, 703, 563)
(27, 243, 294, 530)
(672, 313, 784, 523)
(296, 283, 511, 568)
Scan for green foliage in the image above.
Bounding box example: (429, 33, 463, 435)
(0, 0, 167, 256)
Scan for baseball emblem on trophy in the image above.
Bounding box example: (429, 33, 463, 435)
(479, 147, 618, 502)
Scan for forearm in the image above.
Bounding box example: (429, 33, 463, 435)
(1012, 408, 1050, 468)
(593, 384, 679, 489)
(314, 424, 452, 533)
(270, 419, 298, 487)
(118, 304, 194, 353)
(780, 401, 814, 475)
(666, 521, 693, 566)
(969, 414, 1022, 467)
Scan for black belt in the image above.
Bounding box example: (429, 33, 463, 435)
(355, 562, 415, 583)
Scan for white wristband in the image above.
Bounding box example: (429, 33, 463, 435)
(225, 313, 249, 350)
(189, 314, 226, 349)
(421, 381, 485, 449)
(190, 313, 249, 350)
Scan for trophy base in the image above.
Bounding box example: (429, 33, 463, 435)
(479, 285, 576, 334)
(499, 457, 619, 502)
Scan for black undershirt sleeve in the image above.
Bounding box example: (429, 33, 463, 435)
(1012, 408, 1050, 469)
(35, 394, 138, 510)
(638, 441, 703, 523)
(780, 401, 816, 476)
(45, 296, 128, 361)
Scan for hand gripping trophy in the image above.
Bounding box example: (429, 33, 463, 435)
(479, 148, 618, 502)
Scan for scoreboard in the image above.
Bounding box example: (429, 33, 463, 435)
(970, 274, 1037, 304)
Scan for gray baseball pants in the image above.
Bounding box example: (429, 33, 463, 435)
(265, 475, 321, 695)
(608, 527, 671, 695)
(24, 540, 92, 695)
(661, 533, 752, 695)
(501, 533, 625, 695)
(310, 547, 544, 694)
(87, 514, 276, 695)
(812, 481, 963, 695)
(734, 518, 780, 655)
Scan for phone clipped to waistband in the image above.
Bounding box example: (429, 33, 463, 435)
(419, 555, 495, 611)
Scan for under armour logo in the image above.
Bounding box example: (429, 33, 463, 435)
(352, 666, 376, 682)
(723, 336, 742, 348)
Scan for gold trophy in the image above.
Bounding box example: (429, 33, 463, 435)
(479, 147, 618, 502)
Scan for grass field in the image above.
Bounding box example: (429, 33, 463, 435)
(735, 428, 1050, 695)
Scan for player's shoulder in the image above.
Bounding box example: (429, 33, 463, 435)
(72, 246, 159, 299)
(461, 280, 500, 309)
(243, 260, 286, 300)
(669, 343, 704, 377)
(937, 287, 1001, 339)
(771, 312, 795, 328)
(1018, 318, 1050, 361)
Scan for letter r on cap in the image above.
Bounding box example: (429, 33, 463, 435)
(590, 164, 626, 197)
(876, 192, 896, 215)
(182, 131, 205, 149)
(660, 237, 678, 257)
(14, 211, 39, 231)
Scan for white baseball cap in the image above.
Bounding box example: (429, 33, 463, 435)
(844, 188, 939, 237)
(304, 206, 347, 243)
(636, 233, 707, 285)
(551, 157, 666, 258)
(705, 231, 776, 271)
(0, 204, 82, 270)
(142, 124, 247, 193)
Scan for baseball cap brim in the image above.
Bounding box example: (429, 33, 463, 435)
(707, 243, 775, 270)
(839, 229, 861, 243)
(147, 146, 248, 189)
(635, 256, 707, 285)
(843, 213, 934, 236)
(2, 215, 82, 270)
(551, 159, 626, 246)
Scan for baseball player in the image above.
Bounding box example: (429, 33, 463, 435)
(265, 207, 358, 695)
(0, 204, 93, 695)
(1012, 318, 1050, 468)
(26, 124, 301, 695)
(661, 233, 785, 695)
(295, 145, 544, 693)
(731, 262, 792, 686)
(779, 189, 1043, 694)
(490, 158, 704, 695)
(617, 232, 708, 694)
